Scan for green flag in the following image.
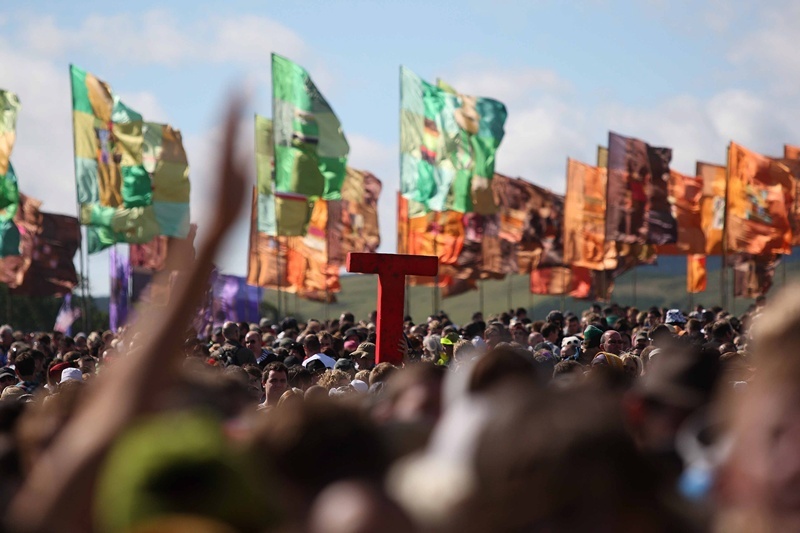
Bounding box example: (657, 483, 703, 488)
(142, 122, 191, 237)
(272, 54, 349, 213)
(71, 64, 158, 253)
(400, 67, 507, 214)
(0, 90, 21, 257)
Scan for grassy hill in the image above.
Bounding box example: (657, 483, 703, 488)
(259, 253, 800, 324)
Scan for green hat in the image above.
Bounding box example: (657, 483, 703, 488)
(440, 331, 459, 346)
(583, 326, 603, 349)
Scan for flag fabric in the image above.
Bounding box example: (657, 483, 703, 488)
(400, 67, 507, 214)
(142, 122, 191, 237)
(733, 253, 780, 298)
(272, 54, 348, 242)
(657, 170, 705, 255)
(698, 162, 727, 255)
(785, 145, 800, 161)
(606, 132, 677, 245)
(777, 147, 800, 245)
(8, 194, 80, 296)
(0, 90, 21, 257)
(564, 158, 610, 270)
(109, 247, 130, 331)
(211, 274, 262, 324)
(247, 187, 292, 290)
(687, 254, 707, 293)
(70, 65, 158, 253)
(530, 266, 592, 298)
(328, 167, 382, 264)
(727, 142, 793, 255)
(285, 200, 341, 302)
(54, 294, 81, 335)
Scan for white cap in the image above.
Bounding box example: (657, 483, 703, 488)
(350, 379, 368, 393)
(59, 367, 84, 384)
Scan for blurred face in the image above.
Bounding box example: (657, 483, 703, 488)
(512, 328, 527, 345)
(357, 354, 375, 370)
(566, 318, 581, 335)
(320, 335, 333, 353)
(562, 343, 578, 357)
(79, 358, 96, 375)
(0, 373, 16, 392)
(635, 336, 649, 351)
(528, 332, 544, 348)
(648, 313, 661, 327)
(484, 328, 501, 348)
(264, 370, 288, 404)
(623, 358, 639, 377)
(245, 332, 262, 353)
(0, 330, 12, 348)
(602, 332, 623, 355)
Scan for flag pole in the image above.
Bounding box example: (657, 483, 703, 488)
(479, 278, 485, 317)
(507, 274, 512, 311)
(632, 265, 638, 308)
(560, 268, 566, 312)
(432, 216, 439, 316)
(529, 284, 534, 320)
(721, 144, 731, 310)
(688, 256, 694, 310)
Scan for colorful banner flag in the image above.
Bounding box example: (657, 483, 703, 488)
(54, 294, 81, 335)
(0, 90, 21, 257)
(8, 194, 80, 296)
(247, 187, 292, 290)
(564, 158, 609, 270)
(328, 167, 383, 265)
(109, 247, 130, 331)
(698, 162, 727, 255)
(400, 67, 507, 214)
(211, 274, 262, 324)
(530, 266, 592, 298)
(71, 65, 159, 253)
(285, 200, 341, 303)
(727, 142, 793, 255)
(606, 132, 677, 245)
(733, 253, 780, 298)
(777, 147, 800, 246)
(142, 122, 191, 238)
(687, 254, 707, 293)
(785, 145, 800, 161)
(657, 170, 705, 255)
(272, 54, 348, 242)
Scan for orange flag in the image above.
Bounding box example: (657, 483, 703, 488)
(530, 266, 592, 298)
(564, 158, 609, 269)
(779, 146, 800, 245)
(698, 162, 727, 255)
(687, 254, 707, 293)
(727, 142, 793, 255)
(658, 170, 705, 255)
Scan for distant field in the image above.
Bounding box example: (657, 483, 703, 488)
(259, 254, 800, 324)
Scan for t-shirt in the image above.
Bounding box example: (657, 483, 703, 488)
(302, 353, 336, 369)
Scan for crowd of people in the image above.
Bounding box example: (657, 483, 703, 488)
(0, 292, 795, 532)
(0, 100, 797, 532)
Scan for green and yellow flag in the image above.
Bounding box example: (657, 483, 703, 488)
(271, 54, 349, 234)
(0, 90, 21, 257)
(400, 67, 507, 214)
(142, 122, 191, 237)
(71, 64, 158, 253)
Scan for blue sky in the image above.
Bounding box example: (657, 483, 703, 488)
(2, 0, 799, 295)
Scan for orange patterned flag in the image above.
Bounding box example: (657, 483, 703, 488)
(687, 254, 707, 293)
(778, 147, 800, 245)
(564, 158, 609, 269)
(658, 170, 705, 255)
(727, 142, 793, 255)
(785, 145, 800, 161)
(698, 162, 726, 255)
(530, 266, 591, 298)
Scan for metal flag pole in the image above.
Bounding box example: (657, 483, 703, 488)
(479, 278, 485, 317)
(632, 265, 638, 308)
(721, 144, 731, 310)
(688, 256, 694, 310)
(507, 274, 513, 311)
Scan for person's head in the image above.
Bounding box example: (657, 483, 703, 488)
(244, 331, 263, 354)
(262, 362, 289, 406)
(0, 325, 12, 349)
(14, 351, 35, 380)
(621, 354, 643, 378)
(711, 319, 735, 343)
(541, 322, 559, 343)
(333, 358, 357, 380)
(483, 324, 503, 349)
(222, 321, 239, 343)
(647, 307, 662, 327)
(369, 362, 396, 388)
(510, 324, 528, 345)
(0, 367, 17, 393)
(351, 342, 376, 370)
(317, 332, 334, 354)
(565, 314, 581, 335)
(561, 336, 580, 358)
(552, 360, 583, 388)
(581, 325, 603, 360)
(633, 331, 649, 353)
(78, 356, 96, 375)
(545, 311, 564, 330)
(600, 330, 623, 356)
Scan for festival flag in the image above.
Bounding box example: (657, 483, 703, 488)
(606, 132, 677, 245)
(109, 247, 130, 331)
(328, 167, 383, 265)
(726, 142, 793, 255)
(530, 266, 592, 298)
(564, 159, 609, 270)
(785, 145, 800, 161)
(70, 65, 159, 253)
(272, 54, 348, 239)
(285, 200, 341, 303)
(733, 253, 780, 298)
(698, 162, 727, 255)
(246, 187, 291, 290)
(400, 67, 507, 214)
(9, 194, 80, 296)
(657, 170, 705, 255)
(776, 147, 800, 245)
(0, 90, 21, 257)
(211, 274, 262, 324)
(687, 254, 707, 293)
(142, 122, 191, 237)
(54, 294, 81, 335)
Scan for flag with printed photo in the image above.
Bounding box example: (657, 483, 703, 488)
(698, 162, 727, 255)
(657, 169, 705, 255)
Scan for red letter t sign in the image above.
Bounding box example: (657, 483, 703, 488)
(346, 252, 438, 365)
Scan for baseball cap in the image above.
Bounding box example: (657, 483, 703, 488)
(0, 367, 16, 381)
(59, 367, 84, 384)
(665, 309, 687, 325)
(334, 358, 356, 372)
(561, 336, 580, 349)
